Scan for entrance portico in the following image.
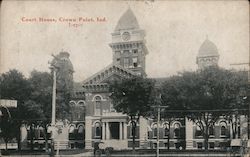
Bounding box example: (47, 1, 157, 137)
(101, 113, 128, 149)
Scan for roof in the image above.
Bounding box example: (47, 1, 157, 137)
(197, 39, 219, 57)
(114, 8, 140, 31)
(82, 63, 136, 85)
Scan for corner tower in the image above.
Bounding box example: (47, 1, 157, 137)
(196, 38, 219, 69)
(109, 8, 148, 77)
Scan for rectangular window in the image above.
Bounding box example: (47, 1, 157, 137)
(164, 143, 168, 148)
(197, 142, 203, 149)
(209, 142, 214, 149)
(95, 101, 101, 115)
(116, 58, 120, 64)
(110, 103, 116, 112)
(132, 49, 138, 54)
(124, 58, 130, 68)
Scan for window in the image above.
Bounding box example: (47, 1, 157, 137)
(152, 123, 158, 138)
(220, 122, 227, 136)
(153, 143, 157, 149)
(69, 126, 75, 133)
(163, 123, 170, 137)
(95, 96, 102, 115)
(132, 57, 138, 67)
(209, 126, 214, 136)
(209, 142, 214, 149)
(116, 58, 120, 64)
(196, 125, 202, 137)
(78, 125, 84, 134)
(221, 126, 226, 136)
(130, 122, 137, 137)
(124, 58, 130, 68)
(69, 125, 75, 140)
(164, 143, 168, 148)
(133, 49, 138, 54)
(38, 126, 44, 139)
(237, 126, 241, 138)
(110, 103, 116, 112)
(174, 123, 181, 138)
(197, 142, 203, 149)
(95, 122, 101, 138)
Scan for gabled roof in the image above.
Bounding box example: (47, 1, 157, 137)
(82, 63, 136, 86)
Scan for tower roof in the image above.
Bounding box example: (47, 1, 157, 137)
(114, 8, 140, 31)
(198, 39, 219, 57)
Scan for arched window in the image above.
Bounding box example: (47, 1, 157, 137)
(69, 125, 75, 133)
(163, 123, 170, 137)
(220, 122, 227, 136)
(174, 123, 181, 138)
(152, 123, 158, 138)
(78, 125, 84, 134)
(196, 125, 202, 137)
(69, 125, 75, 140)
(38, 126, 44, 139)
(95, 122, 101, 138)
(95, 96, 102, 115)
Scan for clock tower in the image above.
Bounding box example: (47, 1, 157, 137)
(109, 8, 148, 77)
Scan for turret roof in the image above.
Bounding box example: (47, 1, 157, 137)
(198, 39, 219, 57)
(114, 8, 140, 31)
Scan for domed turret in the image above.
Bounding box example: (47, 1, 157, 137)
(114, 8, 140, 31)
(196, 38, 219, 69)
(198, 39, 219, 57)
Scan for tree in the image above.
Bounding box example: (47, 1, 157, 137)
(109, 77, 156, 152)
(29, 70, 52, 120)
(0, 69, 48, 151)
(0, 69, 32, 150)
(161, 67, 247, 150)
(0, 111, 16, 150)
(28, 70, 53, 151)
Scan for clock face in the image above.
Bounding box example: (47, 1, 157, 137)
(122, 32, 131, 41)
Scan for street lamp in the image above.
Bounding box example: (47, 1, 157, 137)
(49, 55, 60, 156)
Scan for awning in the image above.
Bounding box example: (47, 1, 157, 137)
(231, 139, 241, 146)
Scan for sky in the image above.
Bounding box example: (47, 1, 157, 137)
(0, 0, 249, 82)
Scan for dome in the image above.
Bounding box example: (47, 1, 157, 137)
(198, 39, 219, 57)
(114, 8, 140, 31)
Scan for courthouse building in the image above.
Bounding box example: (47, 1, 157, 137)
(20, 8, 248, 151)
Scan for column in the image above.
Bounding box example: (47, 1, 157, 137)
(139, 117, 148, 148)
(102, 122, 105, 140)
(120, 122, 123, 140)
(106, 122, 110, 140)
(124, 122, 127, 140)
(85, 116, 93, 149)
(185, 117, 194, 150)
